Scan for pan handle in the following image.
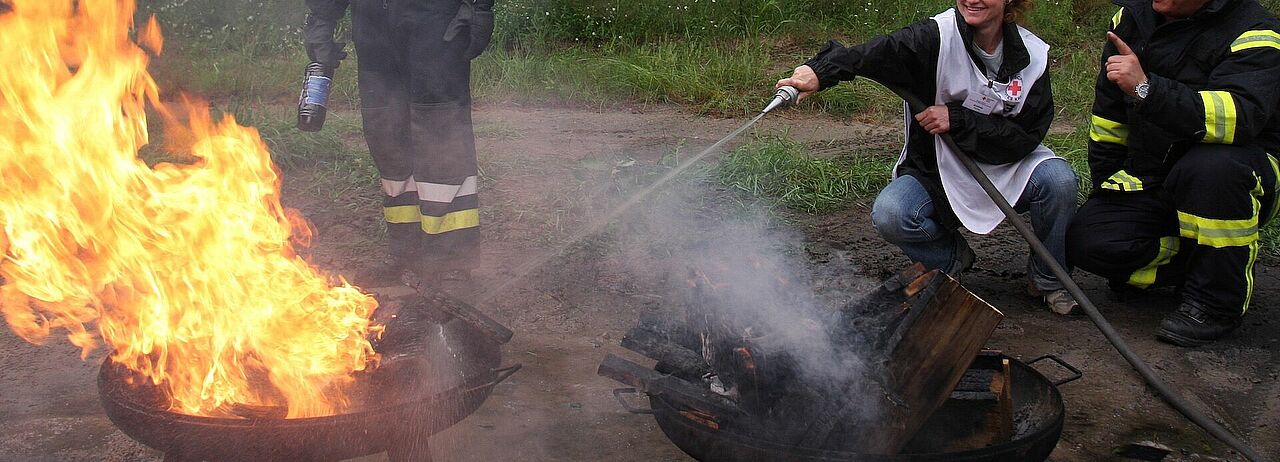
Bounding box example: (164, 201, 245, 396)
(1029, 354, 1083, 386)
(612, 388, 656, 415)
(465, 363, 523, 393)
(491, 363, 523, 385)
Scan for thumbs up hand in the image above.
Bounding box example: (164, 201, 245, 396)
(1105, 32, 1147, 98)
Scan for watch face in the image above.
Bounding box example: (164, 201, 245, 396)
(1136, 82, 1150, 99)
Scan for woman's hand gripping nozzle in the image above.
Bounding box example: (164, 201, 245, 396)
(762, 86, 799, 113)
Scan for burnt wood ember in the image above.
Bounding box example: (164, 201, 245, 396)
(598, 354, 748, 425)
(603, 263, 1041, 459)
(638, 353, 1068, 461)
(98, 291, 519, 462)
(619, 314, 713, 379)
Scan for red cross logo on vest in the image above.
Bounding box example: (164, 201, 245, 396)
(1008, 79, 1023, 98)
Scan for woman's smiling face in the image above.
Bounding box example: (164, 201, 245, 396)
(957, 0, 1007, 29)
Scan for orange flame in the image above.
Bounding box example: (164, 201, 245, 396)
(0, 0, 379, 418)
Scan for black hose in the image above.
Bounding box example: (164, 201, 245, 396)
(882, 86, 1266, 462)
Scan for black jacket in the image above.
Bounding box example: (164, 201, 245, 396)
(304, 0, 351, 67)
(1087, 0, 1280, 192)
(805, 10, 1055, 228)
(303, 0, 496, 67)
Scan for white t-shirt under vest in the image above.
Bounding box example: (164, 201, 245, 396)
(894, 9, 1060, 234)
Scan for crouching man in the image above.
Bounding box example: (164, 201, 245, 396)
(1067, 0, 1280, 346)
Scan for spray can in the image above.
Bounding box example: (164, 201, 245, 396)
(297, 62, 333, 132)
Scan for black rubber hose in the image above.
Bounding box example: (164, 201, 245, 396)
(880, 85, 1266, 462)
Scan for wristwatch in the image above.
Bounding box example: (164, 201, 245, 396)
(1135, 80, 1151, 101)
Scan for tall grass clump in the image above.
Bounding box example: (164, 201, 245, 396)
(717, 134, 893, 213)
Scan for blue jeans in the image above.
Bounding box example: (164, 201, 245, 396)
(871, 158, 1078, 290)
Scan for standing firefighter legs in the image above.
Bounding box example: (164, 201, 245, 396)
(353, 0, 480, 270)
(1068, 146, 1280, 342)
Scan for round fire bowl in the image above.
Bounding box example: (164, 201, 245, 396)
(650, 353, 1067, 462)
(98, 316, 517, 462)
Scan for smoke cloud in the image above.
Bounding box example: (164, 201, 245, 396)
(607, 176, 885, 441)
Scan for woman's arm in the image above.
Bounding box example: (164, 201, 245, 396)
(945, 70, 1054, 164)
(800, 19, 940, 93)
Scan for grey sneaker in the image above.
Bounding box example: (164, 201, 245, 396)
(1043, 289, 1081, 316)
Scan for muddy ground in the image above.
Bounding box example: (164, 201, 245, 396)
(2, 104, 1278, 461)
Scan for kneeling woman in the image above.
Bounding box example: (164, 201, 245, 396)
(777, 0, 1080, 314)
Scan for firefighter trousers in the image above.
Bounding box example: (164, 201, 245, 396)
(351, 0, 479, 262)
(1067, 144, 1279, 317)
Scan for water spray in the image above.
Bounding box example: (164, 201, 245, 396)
(472, 87, 798, 306)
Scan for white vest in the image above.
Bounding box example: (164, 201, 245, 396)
(894, 9, 1058, 234)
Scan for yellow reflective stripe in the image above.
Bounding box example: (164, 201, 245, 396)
(1101, 170, 1143, 192)
(1127, 236, 1180, 289)
(1243, 241, 1260, 313)
(1231, 30, 1280, 53)
(1267, 154, 1280, 225)
(1111, 7, 1124, 29)
(421, 209, 479, 235)
(1200, 91, 1238, 144)
(1089, 115, 1129, 146)
(1246, 177, 1263, 312)
(385, 206, 480, 234)
(384, 205, 421, 224)
(1177, 211, 1259, 248)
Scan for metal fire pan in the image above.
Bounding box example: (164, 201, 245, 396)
(631, 353, 1075, 462)
(98, 315, 518, 462)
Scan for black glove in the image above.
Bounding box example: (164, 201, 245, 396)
(444, 1, 495, 60)
(304, 13, 348, 68)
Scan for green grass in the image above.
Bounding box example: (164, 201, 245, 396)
(1044, 125, 1093, 203)
(138, 0, 1118, 118)
(716, 133, 893, 213)
(134, 0, 1280, 253)
(221, 104, 367, 170)
(710, 123, 1091, 216)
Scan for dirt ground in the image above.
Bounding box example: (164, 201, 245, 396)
(2, 104, 1278, 462)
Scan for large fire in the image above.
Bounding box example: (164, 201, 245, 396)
(0, 0, 380, 418)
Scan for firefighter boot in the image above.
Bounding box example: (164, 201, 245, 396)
(1155, 300, 1241, 347)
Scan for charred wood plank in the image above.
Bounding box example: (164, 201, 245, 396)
(872, 273, 1004, 454)
(597, 354, 745, 421)
(800, 269, 1004, 454)
(620, 328, 713, 378)
(413, 287, 514, 344)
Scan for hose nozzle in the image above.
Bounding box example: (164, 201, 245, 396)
(762, 86, 799, 113)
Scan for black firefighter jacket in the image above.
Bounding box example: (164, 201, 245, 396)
(1087, 0, 1280, 192)
(805, 11, 1055, 229)
(302, 0, 496, 67)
